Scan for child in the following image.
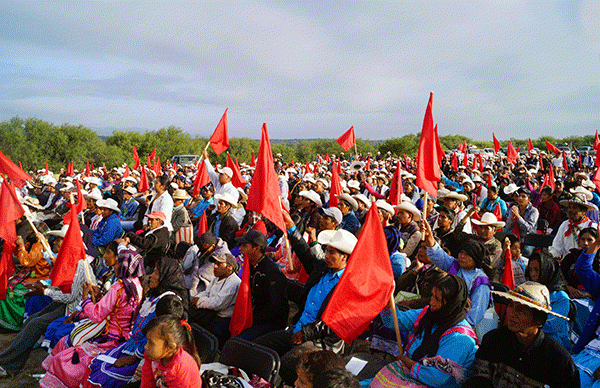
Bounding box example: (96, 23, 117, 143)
(141, 315, 202, 388)
(498, 234, 529, 286)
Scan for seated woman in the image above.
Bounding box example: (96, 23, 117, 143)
(422, 219, 491, 328)
(39, 244, 145, 388)
(394, 202, 423, 261)
(526, 253, 571, 350)
(369, 275, 478, 388)
(85, 294, 186, 388)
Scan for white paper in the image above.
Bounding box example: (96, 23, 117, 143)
(484, 311, 494, 319)
(345, 357, 368, 376)
(96, 354, 118, 364)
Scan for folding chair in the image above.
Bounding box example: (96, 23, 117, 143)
(191, 323, 219, 363)
(220, 337, 281, 384)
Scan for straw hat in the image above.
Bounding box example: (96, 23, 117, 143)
(441, 191, 468, 202)
(172, 189, 191, 200)
(492, 281, 568, 320)
(299, 190, 323, 207)
(214, 193, 240, 208)
(471, 212, 505, 228)
(376, 200, 395, 216)
(353, 194, 371, 209)
(560, 193, 596, 211)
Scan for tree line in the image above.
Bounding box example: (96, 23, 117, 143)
(0, 116, 595, 172)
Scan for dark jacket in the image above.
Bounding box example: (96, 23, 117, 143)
(207, 212, 239, 250)
(126, 225, 170, 270)
(289, 229, 344, 351)
(250, 256, 289, 328)
(395, 263, 447, 309)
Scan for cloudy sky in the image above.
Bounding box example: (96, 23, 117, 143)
(1, 1, 599, 141)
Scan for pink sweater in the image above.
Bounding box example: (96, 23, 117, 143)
(141, 348, 202, 388)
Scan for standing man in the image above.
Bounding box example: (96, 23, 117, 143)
(202, 150, 242, 226)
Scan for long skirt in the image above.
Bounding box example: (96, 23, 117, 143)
(40, 335, 120, 388)
(84, 341, 142, 388)
(0, 284, 27, 331)
(370, 361, 429, 388)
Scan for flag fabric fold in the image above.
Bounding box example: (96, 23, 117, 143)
(246, 123, 287, 234)
(388, 161, 404, 206)
(226, 153, 247, 189)
(0, 179, 25, 299)
(229, 254, 253, 337)
(192, 161, 211, 197)
(336, 126, 356, 152)
(209, 109, 229, 155)
(139, 165, 150, 193)
(0, 150, 32, 188)
(492, 133, 500, 155)
(50, 209, 87, 293)
(527, 139, 533, 157)
(149, 146, 156, 161)
(328, 159, 343, 208)
(562, 151, 569, 172)
(502, 247, 515, 290)
(415, 92, 441, 198)
(63, 179, 86, 225)
(545, 139, 561, 154)
(249, 151, 255, 168)
(132, 145, 140, 170)
(321, 201, 395, 343)
(197, 212, 208, 237)
(506, 141, 518, 165)
(434, 124, 444, 166)
(451, 152, 458, 171)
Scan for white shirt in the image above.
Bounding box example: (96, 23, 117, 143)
(144, 191, 174, 232)
(204, 159, 243, 226)
(549, 218, 596, 259)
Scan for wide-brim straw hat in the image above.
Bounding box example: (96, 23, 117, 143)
(492, 281, 568, 320)
(441, 191, 468, 202)
(560, 192, 596, 211)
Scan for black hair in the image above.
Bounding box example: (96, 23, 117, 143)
(532, 309, 548, 328)
(313, 368, 360, 388)
(540, 186, 553, 196)
(155, 294, 185, 319)
(156, 175, 173, 195)
(296, 350, 345, 382)
(436, 205, 456, 222)
(580, 227, 598, 240)
(106, 240, 119, 257)
(143, 315, 200, 367)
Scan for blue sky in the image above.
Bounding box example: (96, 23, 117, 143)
(1, 1, 598, 141)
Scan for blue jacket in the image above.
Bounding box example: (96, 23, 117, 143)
(340, 211, 361, 235)
(573, 250, 600, 353)
(92, 212, 123, 247)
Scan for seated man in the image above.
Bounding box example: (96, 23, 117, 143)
(125, 210, 170, 271)
(549, 193, 596, 259)
(256, 210, 358, 386)
(464, 281, 579, 388)
(189, 253, 240, 345)
(119, 186, 140, 231)
(183, 232, 230, 292)
(92, 198, 123, 248)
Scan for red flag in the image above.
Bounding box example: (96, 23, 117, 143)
(388, 161, 404, 206)
(139, 165, 150, 193)
(403, 154, 410, 168)
(197, 212, 208, 237)
(451, 152, 458, 171)
(246, 123, 287, 234)
(192, 161, 211, 197)
(172, 161, 177, 172)
(542, 164, 556, 190)
(325, 153, 331, 162)
(91, 162, 95, 171)
(434, 124, 444, 166)
(209, 109, 229, 155)
(329, 159, 343, 208)
(132, 144, 140, 170)
(229, 254, 253, 337)
(487, 171, 493, 187)
(415, 93, 441, 198)
(123, 164, 130, 178)
(594, 131, 600, 151)
(336, 126, 356, 152)
(0, 179, 25, 299)
(45, 160, 49, 175)
(250, 151, 255, 168)
(85, 159, 90, 177)
(562, 151, 569, 172)
(527, 139, 533, 157)
(304, 161, 311, 175)
(63, 179, 86, 225)
(463, 148, 469, 168)
(226, 153, 247, 189)
(458, 142, 464, 153)
(365, 156, 370, 170)
(154, 155, 162, 176)
(149, 146, 156, 161)
(291, 157, 294, 164)
(544, 139, 561, 154)
(501, 247, 515, 290)
(50, 209, 86, 293)
(321, 202, 394, 343)
(506, 141, 518, 165)
(493, 133, 500, 155)
(337, 158, 341, 173)
(0, 150, 32, 188)
(478, 153, 484, 171)
(593, 167, 600, 193)
(472, 152, 478, 171)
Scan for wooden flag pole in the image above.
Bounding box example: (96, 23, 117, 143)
(354, 143, 358, 159)
(389, 293, 404, 357)
(278, 198, 294, 271)
(421, 194, 428, 241)
(24, 214, 52, 254)
(204, 141, 211, 152)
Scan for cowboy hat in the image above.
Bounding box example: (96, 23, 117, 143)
(317, 229, 358, 254)
(376, 200, 395, 216)
(349, 160, 365, 171)
(570, 186, 593, 201)
(471, 212, 505, 228)
(336, 193, 358, 212)
(394, 201, 421, 222)
(560, 192, 596, 211)
(492, 281, 568, 320)
(96, 198, 121, 213)
(214, 193, 240, 208)
(172, 189, 190, 200)
(322, 207, 343, 224)
(441, 191, 468, 202)
(503, 183, 519, 195)
(347, 180, 360, 190)
(353, 194, 371, 209)
(299, 190, 323, 207)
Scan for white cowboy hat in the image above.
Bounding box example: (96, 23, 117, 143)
(317, 229, 358, 254)
(353, 194, 371, 209)
(503, 183, 519, 195)
(570, 186, 593, 201)
(376, 200, 395, 216)
(299, 190, 323, 207)
(84, 191, 102, 201)
(322, 207, 343, 224)
(214, 193, 239, 208)
(441, 191, 468, 202)
(123, 186, 138, 196)
(349, 160, 365, 171)
(394, 201, 421, 222)
(97, 198, 121, 213)
(172, 189, 191, 200)
(336, 193, 358, 212)
(347, 180, 360, 190)
(471, 212, 506, 228)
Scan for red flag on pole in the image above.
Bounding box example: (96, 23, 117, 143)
(501, 247, 515, 290)
(226, 153, 247, 189)
(192, 161, 211, 197)
(304, 161, 311, 175)
(50, 209, 86, 293)
(594, 131, 600, 151)
(123, 163, 130, 178)
(209, 109, 229, 155)
(321, 202, 395, 343)
(249, 151, 255, 167)
(63, 179, 86, 225)
(0, 150, 32, 188)
(544, 139, 561, 154)
(527, 139, 533, 157)
(451, 152, 458, 171)
(149, 146, 156, 161)
(478, 153, 484, 172)
(229, 254, 253, 337)
(172, 161, 177, 172)
(0, 179, 25, 299)
(336, 126, 356, 152)
(197, 212, 209, 237)
(434, 124, 444, 166)
(91, 162, 95, 171)
(85, 159, 90, 177)
(462, 148, 469, 168)
(487, 171, 494, 188)
(45, 160, 49, 175)
(472, 153, 478, 171)
(139, 165, 150, 193)
(562, 151, 569, 172)
(329, 159, 343, 208)
(547, 164, 556, 190)
(415, 93, 441, 198)
(493, 133, 500, 155)
(506, 141, 518, 165)
(593, 167, 600, 193)
(388, 161, 404, 206)
(246, 123, 287, 234)
(154, 155, 162, 176)
(365, 156, 370, 170)
(132, 144, 140, 170)
(325, 153, 331, 162)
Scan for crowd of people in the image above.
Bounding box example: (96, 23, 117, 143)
(1, 144, 600, 387)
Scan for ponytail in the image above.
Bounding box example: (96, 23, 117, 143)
(143, 315, 201, 368)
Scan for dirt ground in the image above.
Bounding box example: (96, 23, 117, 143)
(0, 331, 47, 388)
